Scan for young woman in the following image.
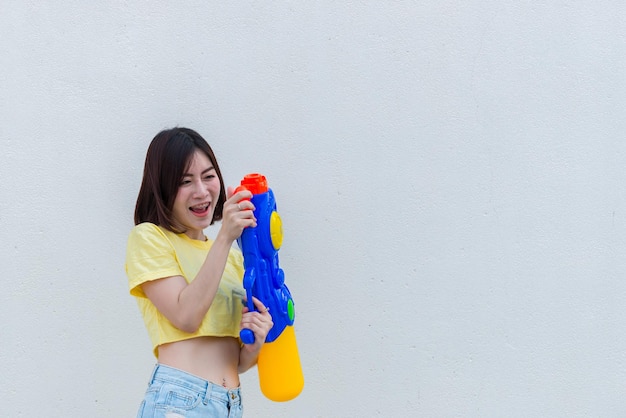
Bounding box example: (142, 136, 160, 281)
(125, 127, 273, 417)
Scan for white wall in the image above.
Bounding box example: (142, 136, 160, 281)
(2, 2, 626, 417)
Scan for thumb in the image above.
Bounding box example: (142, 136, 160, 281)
(226, 186, 235, 199)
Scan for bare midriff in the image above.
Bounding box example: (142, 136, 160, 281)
(156, 336, 241, 389)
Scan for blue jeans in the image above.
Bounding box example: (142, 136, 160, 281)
(136, 364, 243, 418)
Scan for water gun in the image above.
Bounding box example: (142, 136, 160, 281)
(235, 173, 304, 402)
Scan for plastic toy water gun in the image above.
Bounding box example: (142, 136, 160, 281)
(235, 173, 304, 402)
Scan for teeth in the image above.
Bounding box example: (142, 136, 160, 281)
(191, 203, 209, 210)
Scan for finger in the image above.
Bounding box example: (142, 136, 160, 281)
(225, 189, 249, 206)
(234, 189, 253, 202)
(237, 200, 253, 211)
(241, 311, 262, 324)
(251, 296, 270, 313)
(241, 319, 273, 335)
(240, 312, 272, 330)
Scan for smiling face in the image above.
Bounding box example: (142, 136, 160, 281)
(171, 149, 222, 240)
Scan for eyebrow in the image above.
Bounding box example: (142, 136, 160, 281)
(182, 166, 215, 177)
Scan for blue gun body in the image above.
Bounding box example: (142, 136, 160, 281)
(237, 187, 295, 344)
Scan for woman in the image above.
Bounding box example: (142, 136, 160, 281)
(125, 127, 273, 417)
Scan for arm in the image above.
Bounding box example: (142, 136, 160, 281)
(142, 190, 256, 333)
(238, 343, 261, 373)
(141, 234, 232, 333)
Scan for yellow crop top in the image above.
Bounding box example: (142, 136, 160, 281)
(125, 222, 245, 357)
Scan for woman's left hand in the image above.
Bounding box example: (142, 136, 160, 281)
(240, 296, 274, 351)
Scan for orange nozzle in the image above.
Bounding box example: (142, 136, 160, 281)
(240, 173, 268, 195)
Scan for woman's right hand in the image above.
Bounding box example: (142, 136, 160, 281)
(218, 187, 257, 242)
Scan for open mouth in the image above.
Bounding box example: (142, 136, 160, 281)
(190, 202, 210, 216)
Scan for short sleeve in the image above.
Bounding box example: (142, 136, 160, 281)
(125, 223, 183, 298)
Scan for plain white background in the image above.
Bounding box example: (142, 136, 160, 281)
(2, 2, 626, 417)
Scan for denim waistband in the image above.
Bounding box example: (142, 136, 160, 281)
(149, 363, 241, 406)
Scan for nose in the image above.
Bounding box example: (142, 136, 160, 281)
(191, 178, 209, 198)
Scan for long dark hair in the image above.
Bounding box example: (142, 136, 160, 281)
(134, 127, 227, 232)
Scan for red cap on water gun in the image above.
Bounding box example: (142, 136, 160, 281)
(237, 173, 268, 195)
